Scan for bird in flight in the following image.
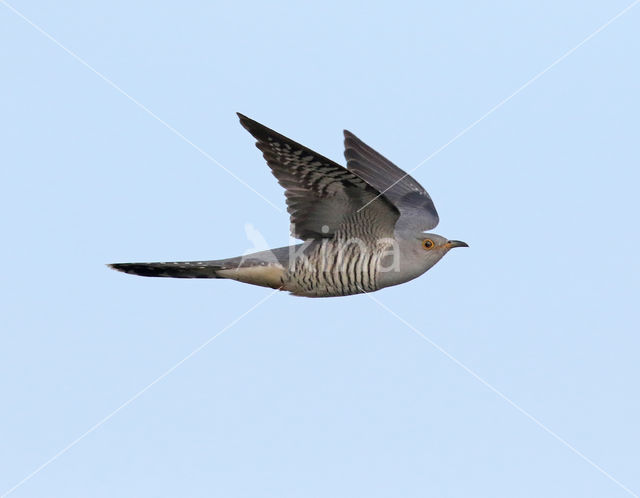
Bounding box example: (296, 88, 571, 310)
(109, 114, 467, 297)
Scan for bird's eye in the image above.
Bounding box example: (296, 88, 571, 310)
(422, 238, 435, 250)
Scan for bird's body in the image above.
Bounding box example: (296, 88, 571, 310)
(285, 237, 386, 297)
(110, 114, 467, 297)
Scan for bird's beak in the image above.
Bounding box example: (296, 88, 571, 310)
(445, 240, 469, 249)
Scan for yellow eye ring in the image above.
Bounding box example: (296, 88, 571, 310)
(422, 238, 435, 250)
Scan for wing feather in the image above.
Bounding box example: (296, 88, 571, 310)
(344, 130, 439, 232)
(238, 114, 399, 239)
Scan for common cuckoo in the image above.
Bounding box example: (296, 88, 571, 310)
(109, 114, 467, 297)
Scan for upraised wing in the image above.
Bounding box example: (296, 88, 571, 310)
(344, 131, 439, 232)
(238, 114, 399, 240)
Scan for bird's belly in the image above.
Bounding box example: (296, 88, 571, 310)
(283, 243, 381, 297)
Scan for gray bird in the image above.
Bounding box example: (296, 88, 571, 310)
(109, 114, 467, 297)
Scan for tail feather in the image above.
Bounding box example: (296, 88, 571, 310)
(109, 246, 296, 286)
(108, 261, 223, 279)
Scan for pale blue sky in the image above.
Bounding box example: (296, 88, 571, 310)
(1, 1, 639, 497)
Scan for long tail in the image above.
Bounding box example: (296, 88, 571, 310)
(108, 261, 223, 278)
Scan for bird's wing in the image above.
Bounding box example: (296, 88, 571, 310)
(343, 130, 439, 232)
(238, 114, 399, 240)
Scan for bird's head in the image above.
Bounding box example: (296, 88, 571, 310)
(377, 232, 468, 289)
(418, 233, 468, 257)
(410, 232, 468, 270)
